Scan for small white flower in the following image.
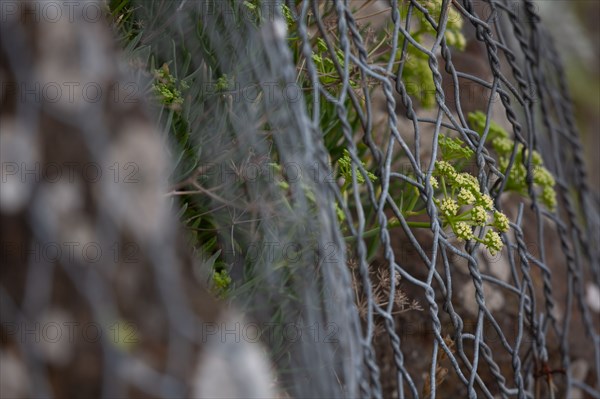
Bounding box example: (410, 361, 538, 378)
(493, 211, 509, 232)
(435, 160, 457, 179)
(440, 198, 458, 216)
(457, 188, 476, 205)
(454, 173, 479, 192)
(430, 176, 439, 189)
(484, 230, 503, 255)
(479, 194, 494, 210)
(472, 205, 487, 226)
(455, 222, 473, 241)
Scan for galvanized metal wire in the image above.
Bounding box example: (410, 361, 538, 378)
(0, 0, 598, 398)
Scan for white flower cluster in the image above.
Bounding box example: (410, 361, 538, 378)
(472, 205, 488, 226)
(455, 222, 474, 241)
(483, 230, 503, 255)
(457, 188, 476, 205)
(469, 111, 557, 211)
(440, 198, 459, 216)
(432, 158, 510, 255)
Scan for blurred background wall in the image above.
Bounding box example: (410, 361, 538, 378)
(538, 0, 599, 195)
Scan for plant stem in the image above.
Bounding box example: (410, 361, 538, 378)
(405, 186, 420, 213)
(441, 176, 448, 198)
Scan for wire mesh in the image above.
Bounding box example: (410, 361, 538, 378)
(0, 0, 599, 398)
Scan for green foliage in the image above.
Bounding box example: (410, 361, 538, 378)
(397, 0, 466, 108)
(279, 3, 379, 236)
(152, 63, 188, 108)
(468, 111, 557, 211)
(215, 74, 234, 92)
(401, 51, 437, 108)
(467, 111, 509, 140)
(337, 149, 378, 188)
(108, 0, 529, 290)
(108, 2, 229, 290)
(335, 149, 378, 229)
(311, 38, 358, 88)
(433, 160, 508, 255)
(107, 0, 143, 45)
(281, 3, 294, 27)
(415, 0, 466, 50)
(212, 268, 232, 298)
(438, 135, 474, 161)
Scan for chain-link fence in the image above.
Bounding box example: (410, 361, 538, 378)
(1, 0, 598, 398)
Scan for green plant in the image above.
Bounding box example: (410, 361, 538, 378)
(108, 1, 234, 296)
(337, 149, 378, 191)
(106, 0, 143, 46)
(152, 63, 189, 109)
(109, 0, 518, 292)
(468, 111, 557, 211)
(335, 149, 378, 238)
(343, 128, 511, 255)
(212, 267, 232, 298)
(396, 0, 466, 108)
(432, 160, 507, 255)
